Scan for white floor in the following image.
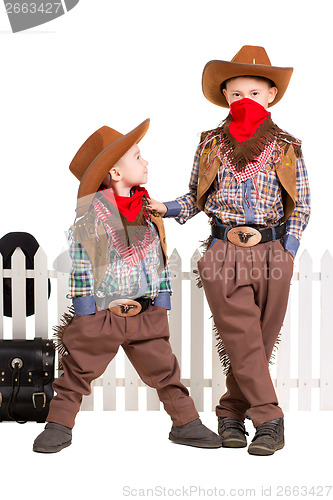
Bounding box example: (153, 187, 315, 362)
(2, 411, 332, 500)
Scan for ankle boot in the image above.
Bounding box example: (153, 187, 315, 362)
(169, 418, 222, 448)
(33, 422, 72, 453)
(248, 417, 284, 456)
(218, 416, 249, 448)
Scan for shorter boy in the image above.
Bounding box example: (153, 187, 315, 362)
(33, 119, 221, 453)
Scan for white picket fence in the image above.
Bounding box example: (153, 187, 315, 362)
(0, 246, 332, 412)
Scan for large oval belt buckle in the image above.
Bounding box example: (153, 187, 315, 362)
(108, 299, 142, 317)
(227, 226, 262, 247)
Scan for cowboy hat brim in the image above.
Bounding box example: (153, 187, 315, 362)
(202, 60, 293, 108)
(75, 118, 150, 217)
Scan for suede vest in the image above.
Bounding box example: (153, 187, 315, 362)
(70, 205, 167, 290)
(197, 130, 300, 223)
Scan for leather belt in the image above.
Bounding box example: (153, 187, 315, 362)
(96, 295, 152, 317)
(211, 221, 287, 247)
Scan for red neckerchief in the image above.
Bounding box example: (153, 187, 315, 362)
(99, 185, 150, 222)
(229, 98, 270, 142)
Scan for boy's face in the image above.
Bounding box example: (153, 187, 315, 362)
(106, 144, 148, 188)
(222, 76, 278, 109)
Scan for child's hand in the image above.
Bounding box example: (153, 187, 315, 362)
(146, 198, 168, 217)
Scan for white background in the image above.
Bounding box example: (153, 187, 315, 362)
(0, 1, 332, 499)
(0, 0, 332, 267)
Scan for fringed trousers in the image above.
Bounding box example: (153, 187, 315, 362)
(47, 305, 199, 429)
(197, 238, 294, 427)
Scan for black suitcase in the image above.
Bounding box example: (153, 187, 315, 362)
(0, 337, 54, 423)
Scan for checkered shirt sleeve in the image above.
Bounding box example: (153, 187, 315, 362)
(157, 263, 172, 293)
(285, 154, 311, 241)
(173, 144, 201, 224)
(66, 227, 94, 299)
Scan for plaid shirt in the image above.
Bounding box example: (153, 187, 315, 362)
(174, 139, 311, 248)
(66, 219, 172, 300)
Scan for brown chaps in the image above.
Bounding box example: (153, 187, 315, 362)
(197, 238, 293, 427)
(47, 305, 199, 428)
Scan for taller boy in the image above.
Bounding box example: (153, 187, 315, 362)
(150, 46, 311, 455)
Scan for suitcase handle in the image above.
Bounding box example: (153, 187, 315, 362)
(6, 361, 27, 424)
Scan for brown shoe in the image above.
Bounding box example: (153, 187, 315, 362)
(218, 417, 248, 448)
(169, 418, 222, 448)
(33, 422, 72, 453)
(248, 417, 284, 456)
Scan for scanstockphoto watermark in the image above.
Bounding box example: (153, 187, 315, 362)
(123, 485, 256, 497)
(122, 485, 333, 497)
(3, 0, 80, 32)
(168, 244, 293, 283)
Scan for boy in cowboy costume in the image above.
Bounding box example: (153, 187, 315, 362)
(33, 119, 222, 453)
(149, 46, 311, 456)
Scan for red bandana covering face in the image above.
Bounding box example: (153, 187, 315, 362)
(99, 185, 150, 221)
(228, 98, 270, 142)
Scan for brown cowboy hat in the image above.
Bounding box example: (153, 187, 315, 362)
(202, 45, 293, 108)
(69, 118, 150, 217)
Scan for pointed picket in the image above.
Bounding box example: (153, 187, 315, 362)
(212, 319, 226, 411)
(56, 270, 71, 324)
(276, 295, 291, 410)
(103, 358, 117, 410)
(298, 250, 313, 410)
(34, 247, 49, 338)
(320, 250, 333, 410)
(11, 248, 26, 339)
(0, 254, 3, 339)
(125, 356, 139, 410)
(190, 249, 204, 411)
(168, 248, 182, 363)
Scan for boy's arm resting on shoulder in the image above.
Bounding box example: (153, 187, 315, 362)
(283, 155, 311, 258)
(163, 200, 182, 217)
(162, 143, 201, 224)
(66, 227, 97, 316)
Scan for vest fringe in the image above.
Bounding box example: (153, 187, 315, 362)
(220, 115, 282, 171)
(276, 133, 303, 159)
(200, 120, 302, 172)
(52, 305, 75, 369)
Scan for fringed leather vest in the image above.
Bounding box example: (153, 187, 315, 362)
(69, 197, 167, 290)
(197, 128, 302, 222)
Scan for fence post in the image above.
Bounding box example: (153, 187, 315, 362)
(298, 250, 313, 410)
(168, 249, 182, 363)
(276, 295, 291, 410)
(34, 247, 49, 339)
(190, 249, 204, 411)
(320, 250, 333, 410)
(12, 248, 26, 339)
(125, 357, 138, 410)
(212, 319, 226, 411)
(103, 358, 117, 411)
(0, 254, 3, 339)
